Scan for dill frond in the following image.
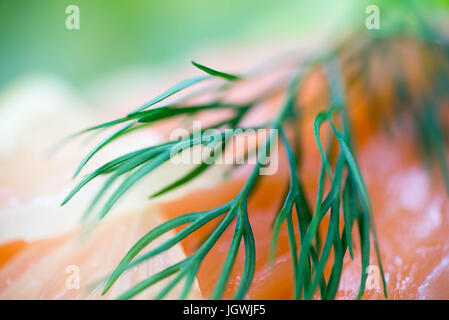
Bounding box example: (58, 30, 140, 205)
(61, 10, 449, 300)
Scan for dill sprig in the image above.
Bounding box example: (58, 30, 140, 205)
(62, 14, 449, 299)
(61, 55, 387, 300)
(60, 51, 386, 299)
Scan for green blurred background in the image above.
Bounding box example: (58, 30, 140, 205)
(0, 0, 447, 90)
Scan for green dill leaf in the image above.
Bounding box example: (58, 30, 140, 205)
(342, 177, 355, 259)
(179, 262, 201, 299)
(103, 205, 229, 294)
(72, 121, 136, 178)
(61, 148, 143, 206)
(233, 209, 256, 299)
(192, 61, 242, 81)
(149, 162, 211, 199)
(117, 261, 186, 300)
(212, 213, 244, 299)
(129, 75, 211, 115)
(98, 151, 171, 218)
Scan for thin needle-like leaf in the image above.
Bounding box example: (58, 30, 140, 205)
(129, 75, 211, 115)
(192, 61, 242, 81)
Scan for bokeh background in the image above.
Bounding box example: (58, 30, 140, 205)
(1, 0, 446, 91)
